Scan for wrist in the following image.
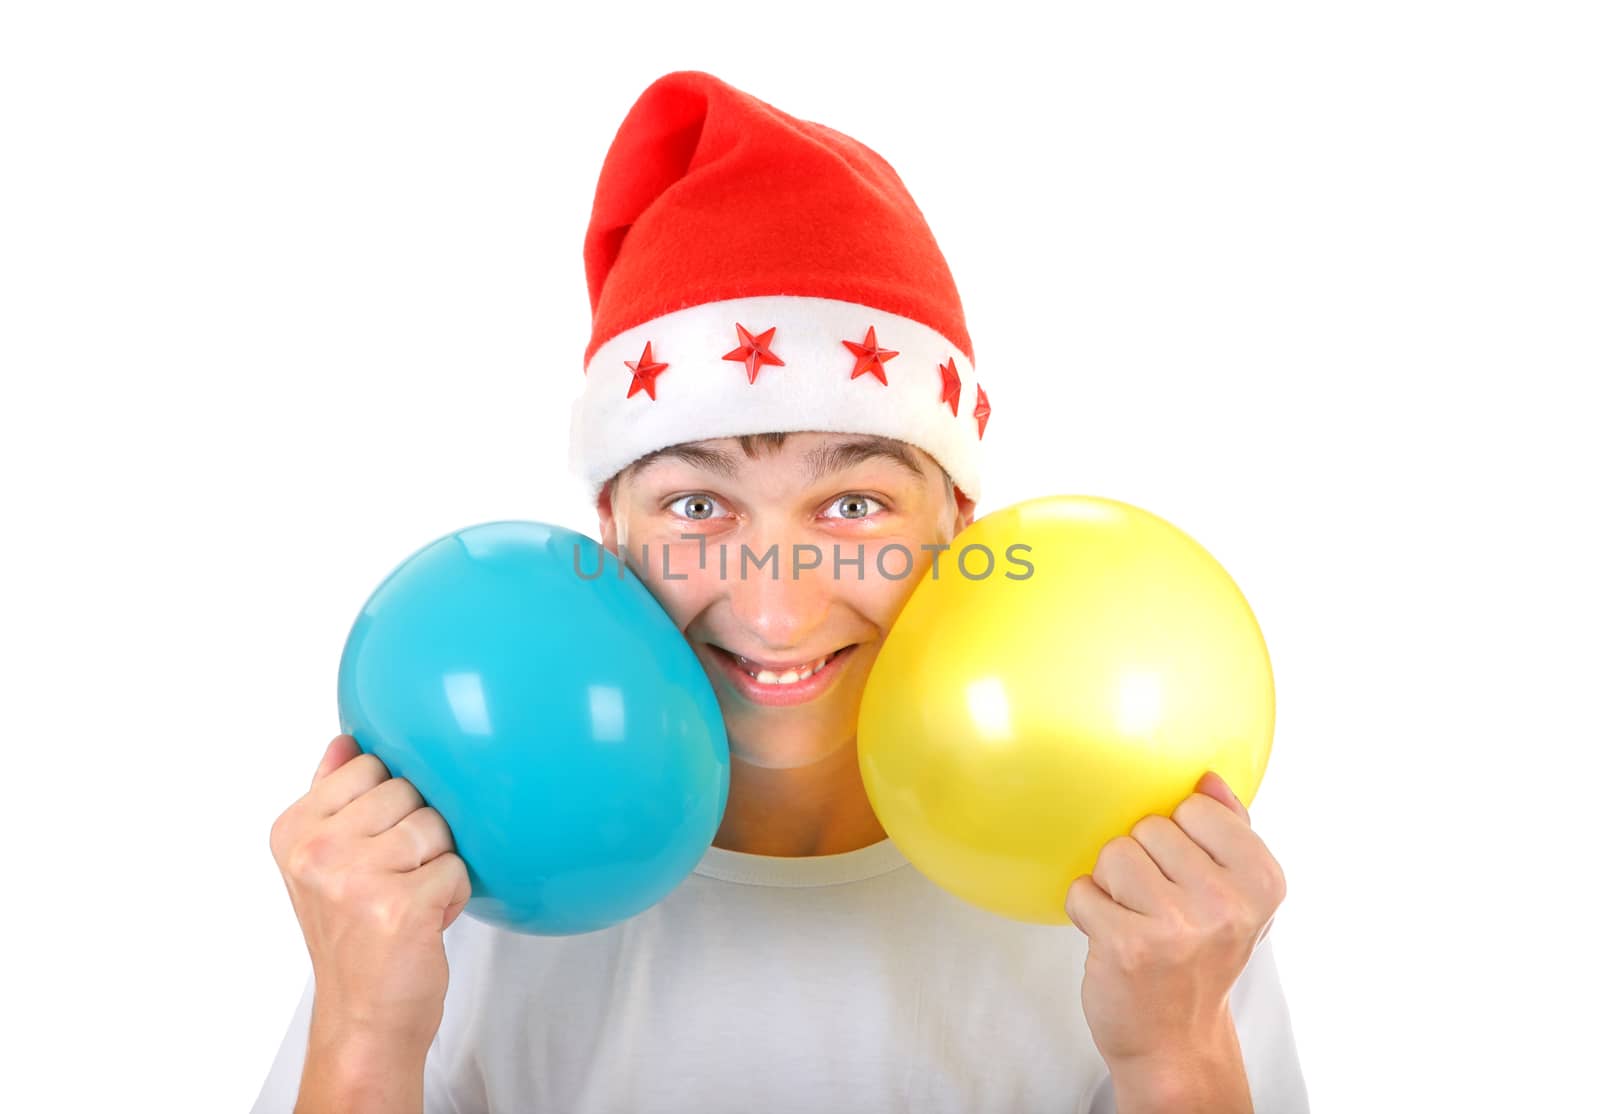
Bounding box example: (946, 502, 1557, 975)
(299, 1018, 429, 1114)
(1105, 1013, 1250, 1114)
(307, 1021, 431, 1071)
(308, 993, 440, 1055)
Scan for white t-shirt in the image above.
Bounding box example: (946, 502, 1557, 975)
(250, 837, 1309, 1113)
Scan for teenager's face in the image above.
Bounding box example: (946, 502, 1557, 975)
(597, 433, 977, 770)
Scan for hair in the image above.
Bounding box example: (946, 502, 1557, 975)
(604, 432, 954, 503)
(732, 432, 794, 459)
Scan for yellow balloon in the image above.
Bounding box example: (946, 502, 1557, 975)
(858, 494, 1275, 925)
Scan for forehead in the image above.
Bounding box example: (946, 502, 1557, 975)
(625, 433, 934, 487)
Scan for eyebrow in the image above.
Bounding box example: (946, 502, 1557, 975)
(804, 437, 927, 485)
(628, 436, 928, 486)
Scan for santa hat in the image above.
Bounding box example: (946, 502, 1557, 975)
(568, 70, 990, 505)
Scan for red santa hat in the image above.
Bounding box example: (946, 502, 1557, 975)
(569, 70, 990, 505)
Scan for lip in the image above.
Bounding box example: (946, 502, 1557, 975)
(704, 643, 858, 707)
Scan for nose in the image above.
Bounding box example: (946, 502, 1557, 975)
(722, 538, 834, 652)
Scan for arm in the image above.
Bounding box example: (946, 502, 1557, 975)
(294, 1012, 429, 1114)
(1083, 934, 1309, 1114)
(1066, 772, 1298, 1114)
(248, 973, 453, 1114)
(252, 735, 471, 1114)
(249, 974, 317, 1114)
(1102, 1012, 1251, 1113)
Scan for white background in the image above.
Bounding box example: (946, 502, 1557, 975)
(3, 2, 1595, 1109)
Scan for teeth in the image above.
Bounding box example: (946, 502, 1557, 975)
(742, 651, 833, 685)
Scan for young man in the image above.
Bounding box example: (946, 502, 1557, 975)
(254, 71, 1308, 1113)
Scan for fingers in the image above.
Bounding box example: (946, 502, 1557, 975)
(1129, 813, 1220, 889)
(1065, 874, 1142, 938)
(372, 806, 457, 872)
(1166, 795, 1288, 918)
(308, 750, 393, 819)
(1195, 770, 1251, 826)
(1090, 835, 1176, 916)
(1171, 792, 1259, 870)
(311, 734, 362, 786)
(411, 852, 472, 928)
(332, 776, 426, 838)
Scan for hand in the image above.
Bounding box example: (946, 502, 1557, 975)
(1064, 771, 1286, 1086)
(269, 734, 471, 1053)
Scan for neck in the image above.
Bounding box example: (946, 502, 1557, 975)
(711, 736, 888, 857)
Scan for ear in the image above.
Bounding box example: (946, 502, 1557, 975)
(952, 483, 978, 535)
(597, 478, 620, 554)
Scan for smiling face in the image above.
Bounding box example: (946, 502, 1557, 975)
(597, 431, 977, 771)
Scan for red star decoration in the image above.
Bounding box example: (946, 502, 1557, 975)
(624, 341, 668, 400)
(722, 322, 785, 384)
(938, 357, 961, 416)
(973, 382, 991, 439)
(842, 326, 899, 386)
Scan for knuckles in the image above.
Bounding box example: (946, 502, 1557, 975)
(1130, 814, 1172, 844)
(1256, 853, 1289, 909)
(329, 752, 390, 796)
(267, 807, 297, 864)
(1105, 923, 1189, 974)
(1097, 835, 1143, 870)
(1171, 793, 1218, 831)
(283, 830, 341, 884)
(369, 890, 418, 936)
(281, 842, 421, 934)
(1186, 876, 1255, 939)
(349, 752, 391, 780)
(1107, 933, 1153, 974)
(1077, 807, 1287, 980)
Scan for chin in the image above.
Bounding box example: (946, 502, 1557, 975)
(723, 716, 859, 770)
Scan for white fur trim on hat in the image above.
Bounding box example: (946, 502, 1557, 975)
(568, 295, 984, 504)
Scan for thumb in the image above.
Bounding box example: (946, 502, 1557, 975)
(312, 733, 362, 787)
(1196, 770, 1251, 826)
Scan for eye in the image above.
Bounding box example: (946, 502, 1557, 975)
(823, 493, 884, 520)
(667, 493, 725, 521)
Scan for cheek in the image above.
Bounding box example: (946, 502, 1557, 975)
(627, 536, 721, 627)
(839, 540, 931, 621)
(635, 573, 718, 631)
(650, 585, 710, 632)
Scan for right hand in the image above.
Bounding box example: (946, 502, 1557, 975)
(269, 734, 471, 1051)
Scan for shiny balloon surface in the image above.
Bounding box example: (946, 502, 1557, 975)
(858, 496, 1274, 925)
(338, 520, 729, 935)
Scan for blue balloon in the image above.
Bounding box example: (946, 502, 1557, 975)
(337, 520, 729, 935)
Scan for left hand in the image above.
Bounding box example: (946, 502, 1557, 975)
(1064, 770, 1287, 1072)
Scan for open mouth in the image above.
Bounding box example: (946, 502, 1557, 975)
(703, 642, 860, 705)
